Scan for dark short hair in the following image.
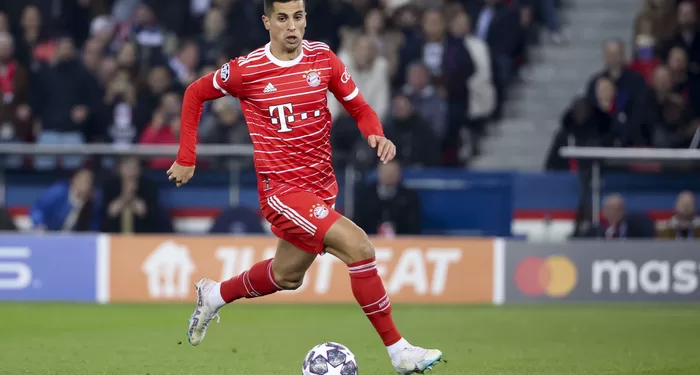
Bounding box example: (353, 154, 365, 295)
(264, 0, 301, 15)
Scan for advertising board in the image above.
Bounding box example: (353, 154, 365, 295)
(108, 236, 495, 304)
(0, 234, 98, 302)
(504, 241, 700, 302)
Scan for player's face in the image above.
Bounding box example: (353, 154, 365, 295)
(263, 1, 306, 53)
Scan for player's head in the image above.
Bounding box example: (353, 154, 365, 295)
(262, 0, 306, 53)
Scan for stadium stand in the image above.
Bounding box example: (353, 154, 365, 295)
(0, 0, 697, 242)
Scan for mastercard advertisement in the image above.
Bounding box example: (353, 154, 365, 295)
(504, 244, 595, 302)
(503, 241, 700, 302)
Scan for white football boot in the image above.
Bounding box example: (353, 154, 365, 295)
(186, 278, 222, 346)
(391, 346, 443, 374)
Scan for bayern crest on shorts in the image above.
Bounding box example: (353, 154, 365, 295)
(304, 69, 321, 87)
(310, 203, 329, 219)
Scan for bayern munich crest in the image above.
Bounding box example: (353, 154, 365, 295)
(304, 69, 321, 87)
(310, 203, 329, 219)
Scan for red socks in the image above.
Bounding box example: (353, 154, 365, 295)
(218, 256, 402, 347)
(348, 257, 402, 346)
(219, 258, 282, 302)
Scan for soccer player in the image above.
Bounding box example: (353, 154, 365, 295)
(167, 0, 442, 373)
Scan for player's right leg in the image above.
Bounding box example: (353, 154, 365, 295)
(187, 239, 316, 346)
(322, 217, 443, 374)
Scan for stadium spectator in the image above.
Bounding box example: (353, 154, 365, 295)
(341, 8, 402, 80)
(200, 97, 249, 145)
(139, 109, 179, 169)
(333, 34, 390, 121)
(628, 16, 661, 84)
(96, 56, 119, 88)
(129, 4, 166, 55)
(363, 8, 402, 78)
(160, 92, 182, 121)
(582, 194, 655, 239)
(390, 5, 421, 89)
(667, 46, 700, 116)
(664, 1, 700, 70)
(586, 41, 649, 147)
(442, 8, 478, 164)
(56, 0, 102, 49)
(29, 167, 101, 232)
(657, 190, 700, 239)
(395, 7, 446, 90)
(653, 95, 697, 148)
(0, 32, 31, 168)
(169, 40, 200, 89)
(32, 37, 97, 170)
(16, 5, 54, 70)
(197, 8, 228, 67)
(462, 12, 496, 144)
(116, 40, 140, 79)
(99, 69, 139, 146)
(468, 0, 524, 90)
(384, 95, 441, 167)
(634, 0, 676, 47)
(89, 15, 117, 54)
(544, 97, 612, 170)
(82, 37, 106, 74)
(402, 62, 448, 142)
(134, 65, 174, 132)
(641, 65, 699, 148)
(101, 156, 171, 234)
(354, 160, 422, 236)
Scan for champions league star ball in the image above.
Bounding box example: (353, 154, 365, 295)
(302, 342, 358, 375)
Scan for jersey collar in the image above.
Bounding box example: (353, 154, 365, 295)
(265, 42, 305, 68)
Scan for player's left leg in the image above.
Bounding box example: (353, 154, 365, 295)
(187, 238, 316, 346)
(322, 217, 443, 374)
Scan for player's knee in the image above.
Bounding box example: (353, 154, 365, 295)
(274, 269, 305, 290)
(277, 275, 304, 290)
(347, 237, 375, 264)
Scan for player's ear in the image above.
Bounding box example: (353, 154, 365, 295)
(262, 15, 271, 31)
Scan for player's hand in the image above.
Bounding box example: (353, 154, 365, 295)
(167, 162, 195, 187)
(367, 135, 396, 164)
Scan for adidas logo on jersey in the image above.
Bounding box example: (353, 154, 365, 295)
(263, 83, 277, 93)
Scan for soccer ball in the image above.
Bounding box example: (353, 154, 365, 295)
(302, 342, 358, 375)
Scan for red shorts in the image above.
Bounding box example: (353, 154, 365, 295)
(260, 190, 342, 254)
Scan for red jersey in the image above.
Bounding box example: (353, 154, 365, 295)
(177, 40, 384, 202)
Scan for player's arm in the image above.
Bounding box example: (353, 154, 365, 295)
(328, 51, 396, 163)
(168, 60, 243, 186)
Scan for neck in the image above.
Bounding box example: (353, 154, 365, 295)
(270, 41, 301, 61)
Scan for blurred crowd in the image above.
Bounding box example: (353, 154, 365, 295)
(546, 0, 700, 170)
(0, 0, 565, 172)
(575, 190, 700, 240)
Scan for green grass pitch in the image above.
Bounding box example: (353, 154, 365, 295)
(0, 303, 699, 375)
